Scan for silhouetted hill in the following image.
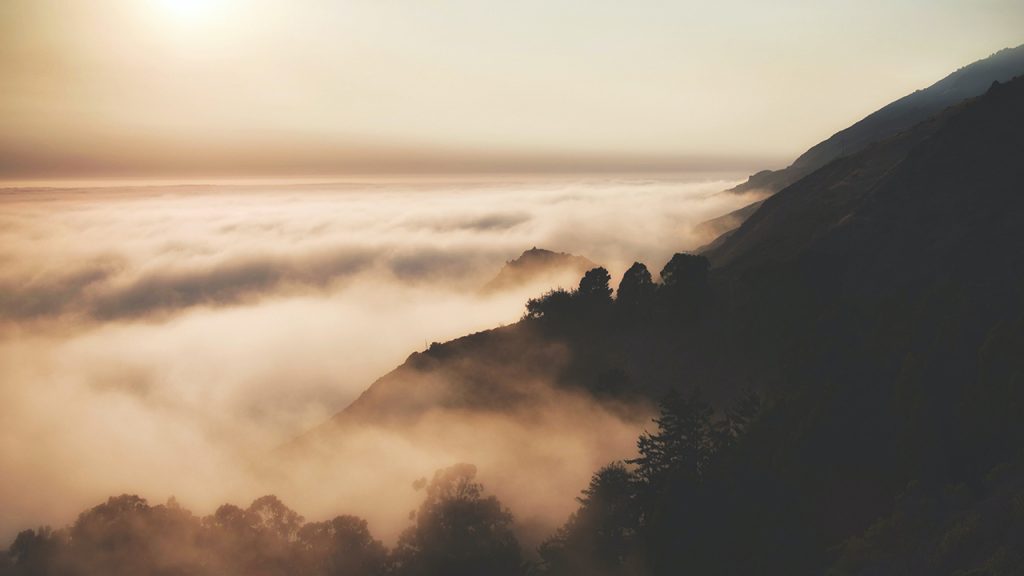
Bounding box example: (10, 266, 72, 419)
(701, 44, 1024, 245)
(730, 44, 1024, 196)
(708, 76, 1024, 272)
(693, 198, 764, 251)
(690, 76, 1024, 574)
(7, 64, 1024, 576)
(481, 248, 597, 294)
(303, 50, 1024, 447)
(295, 75, 1024, 575)
(314, 74, 1024, 434)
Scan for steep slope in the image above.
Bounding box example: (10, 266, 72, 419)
(702, 77, 1024, 419)
(309, 75, 1024, 435)
(729, 44, 1024, 196)
(700, 44, 1024, 246)
(693, 198, 765, 252)
(297, 61, 1024, 434)
(686, 76, 1024, 573)
(709, 76, 1024, 275)
(295, 75, 1024, 574)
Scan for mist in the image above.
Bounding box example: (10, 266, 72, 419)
(0, 175, 763, 545)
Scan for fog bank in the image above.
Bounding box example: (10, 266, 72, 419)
(0, 175, 761, 543)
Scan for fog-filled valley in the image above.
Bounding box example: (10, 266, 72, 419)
(0, 176, 762, 545)
(7, 68, 1023, 576)
(4, 0, 1024, 572)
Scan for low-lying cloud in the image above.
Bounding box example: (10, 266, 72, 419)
(0, 175, 763, 545)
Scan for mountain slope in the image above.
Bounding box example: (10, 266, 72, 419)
(700, 44, 1024, 248)
(295, 74, 1024, 575)
(729, 44, 1024, 197)
(311, 75, 1024, 438)
(709, 76, 1024, 275)
(687, 75, 1024, 573)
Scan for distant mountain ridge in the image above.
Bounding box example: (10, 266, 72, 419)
(698, 44, 1024, 246)
(731, 44, 1024, 196)
(481, 247, 597, 294)
(707, 75, 1024, 271)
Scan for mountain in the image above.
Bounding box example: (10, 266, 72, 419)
(480, 248, 597, 294)
(731, 44, 1024, 196)
(693, 198, 764, 251)
(700, 44, 1024, 242)
(7, 55, 1023, 576)
(296, 74, 1024, 574)
(323, 74, 1024, 429)
(708, 76, 1024, 271)
(687, 74, 1024, 576)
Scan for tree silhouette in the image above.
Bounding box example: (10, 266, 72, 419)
(525, 288, 574, 321)
(629, 390, 716, 490)
(248, 495, 305, 542)
(578, 267, 613, 302)
(6, 528, 62, 576)
(539, 462, 638, 576)
(391, 463, 524, 576)
(616, 262, 654, 308)
(658, 253, 709, 303)
(297, 516, 387, 576)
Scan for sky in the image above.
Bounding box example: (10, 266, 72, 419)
(1, 0, 1021, 180)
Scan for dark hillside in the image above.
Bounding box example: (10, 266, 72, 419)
(298, 76, 1024, 575)
(701, 45, 1024, 246)
(728, 44, 1024, 197)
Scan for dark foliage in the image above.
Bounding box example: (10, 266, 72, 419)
(524, 288, 575, 321)
(615, 262, 654, 309)
(577, 267, 613, 302)
(539, 389, 760, 576)
(296, 516, 388, 576)
(0, 466, 515, 576)
(391, 464, 525, 576)
(657, 253, 708, 299)
(538, 463, 639, 576)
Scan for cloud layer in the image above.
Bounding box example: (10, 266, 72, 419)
(0, 176, 761, 544)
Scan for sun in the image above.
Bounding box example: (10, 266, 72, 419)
(154, 0, 221, 24)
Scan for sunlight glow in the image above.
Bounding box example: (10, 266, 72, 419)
(154, 0, 221, 23)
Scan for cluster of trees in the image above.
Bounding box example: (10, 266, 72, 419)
(5, 380, 1022, 576)
(0, 389, 763, 576)
(537, 388, 761, 575)
(0, 464, 522, 576)
(524, 253, 710, 323)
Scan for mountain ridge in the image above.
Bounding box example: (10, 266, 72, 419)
(699, 44, 1024, 247)
(481, 248, 597, 294)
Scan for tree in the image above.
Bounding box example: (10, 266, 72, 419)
(578, 267, 613, 302)
(65, 495, 206, 576)
(525, 288, 574, 321)
(658, 253, 709, 303)
(297, 516, 387, 576)
(203, 496, 305, 575)
(616, 262, 655, 308)
(6, 528, 63, 576)
(0, 494, 389, 576)
(248, 495, 305, 542)
(391, 464, 524, 576)
(719, 387, 762, 449)
(539, 462, 639, 576)
(629, 390, 717, 490)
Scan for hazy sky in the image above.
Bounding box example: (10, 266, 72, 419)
(1, 0, 1021, 179)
